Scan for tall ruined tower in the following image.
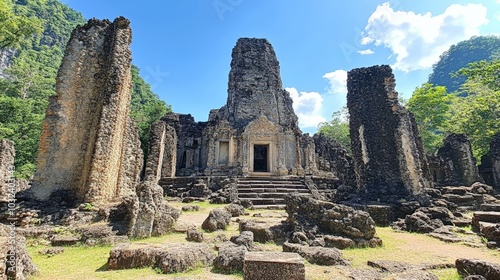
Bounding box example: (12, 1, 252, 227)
(347, 65, 432, 200)
(224, 38, 298, 130)
(31, 17, 143, 202)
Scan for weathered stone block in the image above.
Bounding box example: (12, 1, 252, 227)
(436, 134, 481, 186)
(472, 211, 500, 231)
(201, 208, 231, 232)
(107, 243, 215, 273)
(214, 242, 247, 272)
(243, 252, 305, 280)
(456, 258, 500, 280)
(282, 242, 349, 266)
(51, 235, 80, 246)
(347, 65, 432, 200)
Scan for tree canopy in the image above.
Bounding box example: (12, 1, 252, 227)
(428, 36, 500, 93)
(407, 58, 500, 162)
(318, 107, 351, 153)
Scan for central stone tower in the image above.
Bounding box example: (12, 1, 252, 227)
(224, 38, 297, 130)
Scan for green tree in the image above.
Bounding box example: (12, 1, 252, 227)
(318, 107, 351, 152)
(449, 60, 500, 161)
(406, 83, 457, 154)
(428, 36, 500, 93)
(0, 95, 44, 178)
(0, 0, 42, 48)
(130, 65, 171, 155)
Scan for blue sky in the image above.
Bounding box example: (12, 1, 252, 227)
(62, 0, 500, 134)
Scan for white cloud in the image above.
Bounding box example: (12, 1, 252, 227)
(322, 69, 347, 95)
(286, 87, 326, 129)
(358, 49, 375, 55)
(361, 3, 489, 72)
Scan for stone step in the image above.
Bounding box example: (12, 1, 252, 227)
(238, 188, 311, 195)
(472, 211, 500, 231)
(480, 204, 500, 212)
(236, 177, 310, 207)
(242, 198, 286, 205)
(240, 193, 313, 205)
(238, 186, 309, 191)
(239, 192, 311, 199)
(237, 184, 305, 189)
(239, 176, 303, 181)
(249, 204, 287, 210)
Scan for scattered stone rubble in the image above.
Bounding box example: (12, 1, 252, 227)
(284, 194, 382, 249)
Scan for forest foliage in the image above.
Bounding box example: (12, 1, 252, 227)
(0, 0, 170, 178)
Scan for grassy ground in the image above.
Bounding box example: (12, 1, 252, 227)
(26, 201, 500, 280)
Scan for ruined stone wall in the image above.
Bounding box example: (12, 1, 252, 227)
(312, 134, 356, 186)
(162, 113, 207, 176)
(489, 134, 500, 188)
(0, 140, 15, 202)
(31, 17, 141, 202)
(347, 65, 432, 200)
(142, 121, 177, 181)
(435, 134, 481, 186)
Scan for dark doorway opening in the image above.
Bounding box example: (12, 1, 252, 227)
(253, 145, 268, 172)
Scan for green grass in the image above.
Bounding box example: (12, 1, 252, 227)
(431, 268, 461, 280)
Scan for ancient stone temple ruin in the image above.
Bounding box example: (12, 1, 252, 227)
(347, 65, 432, 200)
(433, 134, 481, 186)
(154, 38, 347, 179)
(481, 134, 500, 189)
(31, 17, 143, 203)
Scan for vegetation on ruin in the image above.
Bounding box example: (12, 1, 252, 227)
(428, 36, 500, 93)
(317, 106, 351, 152)
(0, 0, 170, 178)
(408, 57, 500, 161)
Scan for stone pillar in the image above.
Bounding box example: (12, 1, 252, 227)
(143, 121, 177, 181)
(347, 65, 432, 200)
(489, 134, 500, 189)
(0, 139, 15, 202)
(437, 134, 481, 186)
(31, 17, 142, 203)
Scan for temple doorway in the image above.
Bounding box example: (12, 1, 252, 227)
(253, 144, 268, 172)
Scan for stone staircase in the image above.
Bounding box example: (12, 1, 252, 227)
(237, 177, 312, 209)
